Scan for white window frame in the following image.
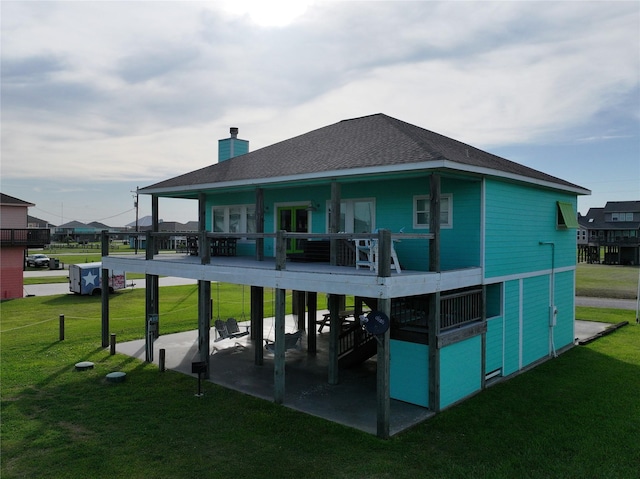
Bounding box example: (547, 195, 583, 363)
(211, 204, 255, 240)
(413, 194, 452, 229)
(325, 198, 376, 233)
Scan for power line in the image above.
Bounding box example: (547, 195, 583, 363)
(32, 205, 136, 224)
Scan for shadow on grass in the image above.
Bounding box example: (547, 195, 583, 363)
(3, 328, 639, 479)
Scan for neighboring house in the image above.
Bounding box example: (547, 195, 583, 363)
(53, 220, 122, 243)
(27, 214, 54, 229)
(102, 114, 589, 437)
(127, 220, 199, 250)
(578, 201, 640, 265)
(0, 193, 50, 299)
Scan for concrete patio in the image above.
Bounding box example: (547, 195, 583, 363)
(115, 316, 616, 436)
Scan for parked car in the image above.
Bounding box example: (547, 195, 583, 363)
(26, 254, 50, 268)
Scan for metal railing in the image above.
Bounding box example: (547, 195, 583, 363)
(112, 230, 435, 274)
(1, 228, 50, 247)
(440, 288, 483, 331)
(338, 322, 374, 357)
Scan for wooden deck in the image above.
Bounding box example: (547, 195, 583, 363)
(103, 252, 483, 298)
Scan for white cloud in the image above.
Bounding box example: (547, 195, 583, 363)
(1, 1, 638, 224)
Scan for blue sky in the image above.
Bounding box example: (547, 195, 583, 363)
(2, 1, 638, 226)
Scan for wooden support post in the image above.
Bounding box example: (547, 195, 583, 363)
(59, 314, 65, 341)
(200, 231, 210, 265)
(251, 286, 264, 365)
(151, 195, 159, 254)
(378, 229, 392, 278)
(101, 267, 110, 348)
(430, 174, 441, 273)
(101, 230, 110, 348)
(481, 285, 487, 390)
(328, 293, 340, 385)
(110, 333, 116, 355)
(159, 348, 166, 372)
(377, 297, 391, 439)
(307, 291, 317, 354)
(293, 290, 306, 331)
(198, 280, 211, 379)
(428, 291, 441, 412)
(376, 232, 392, 439)
(145, 272, 159, 362)
(330, 182, 341, 266)
(274, 288, 286, 404)
(275, 230, 286, 271)
(255, 188, 264, 261)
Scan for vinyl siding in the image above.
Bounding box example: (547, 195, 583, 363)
(440, 335, 482, 408)
(484, 180, 578, 278)
(553, 270, 576, 350)
(204, 175, 483, 271)
(1, 205, 28, 228)
(522, 275, 551, 365)
(503, 280, 521, 376)
(485, 316, 503, 374)
(390, 340, 429, 407)
(1, 247, 25, 299)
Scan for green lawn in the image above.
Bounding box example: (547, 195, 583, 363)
(1, 284, 639, 478)
(576, 263, 639, 299)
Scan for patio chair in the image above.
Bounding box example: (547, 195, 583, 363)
(264, 330, 303, 353)
(214, 318, 249, 342)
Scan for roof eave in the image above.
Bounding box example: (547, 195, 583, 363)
(140, 159, 590, 197)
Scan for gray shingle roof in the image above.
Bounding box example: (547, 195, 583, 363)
(1, 193, 35, 206)
(579, 201, 640, 230)
(603, 201, 640, 213)
(141, 113, 588, 194)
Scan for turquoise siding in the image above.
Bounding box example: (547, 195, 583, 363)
(553, 270, 575, 350)
(218, 138, 249, 162)
(204, 175, 482, 271)
(390, 340, 429, 407)
(484, 180, 577, 278)
(485, 317, 503, 374)
(441, 179, 481, 269)
(341, 176, 481, 271)
(503, 280, 521, 376)
(440, 336, 482, 408)
(522, 275, 551, 365)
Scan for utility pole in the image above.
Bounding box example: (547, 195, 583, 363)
(131, 187, 139, 254)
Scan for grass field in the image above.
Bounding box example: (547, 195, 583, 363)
(2, 277, 639, 478)
(576, 263, 639, 299)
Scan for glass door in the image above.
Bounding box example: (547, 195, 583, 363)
(277, 206, 308, 254)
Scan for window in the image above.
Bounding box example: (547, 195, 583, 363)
(557, 201, 579, 229)
(413, 194, 452, 229)
(610, 212, 632, 222)
(327, 198, 375, 233)
(212, 205, 255, 236)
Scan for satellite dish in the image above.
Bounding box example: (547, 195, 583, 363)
(361, 311, 390, 335)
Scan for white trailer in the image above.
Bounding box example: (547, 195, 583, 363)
(69, 262, 126, 295)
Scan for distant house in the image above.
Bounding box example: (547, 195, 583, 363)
(578, 201, 640, 265)
(0, 193, 50, 299)
(102, 114, 589, 437)
(27, 215, 54, 229)
(53, 220, 119, 243)
(128, 220, 198, 250)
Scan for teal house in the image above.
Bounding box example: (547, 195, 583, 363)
(102, 114, 589, 437)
